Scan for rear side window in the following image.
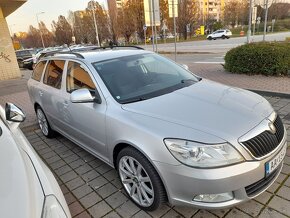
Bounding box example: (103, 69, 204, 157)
(66, 61, 96, 93)
(32, 61, 46, 81)
(43, 60, 65, 89)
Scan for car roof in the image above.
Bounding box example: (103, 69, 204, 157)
(40, 48, 152, 64)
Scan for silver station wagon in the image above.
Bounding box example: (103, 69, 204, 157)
(27, 47, 287, 211)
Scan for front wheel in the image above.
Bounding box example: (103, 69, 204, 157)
(36, 107, 55, 138)
(117, 147, 166, 211)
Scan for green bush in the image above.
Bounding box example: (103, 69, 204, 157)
(224, 42, 290, 76)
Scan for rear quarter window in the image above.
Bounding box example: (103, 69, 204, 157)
(32, 61, 47, 82)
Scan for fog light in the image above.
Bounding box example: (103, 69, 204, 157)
(193, 192, 233, 203)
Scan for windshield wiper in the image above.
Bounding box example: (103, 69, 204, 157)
(181, 79, 197, 84)
(121, 97, 148, 104)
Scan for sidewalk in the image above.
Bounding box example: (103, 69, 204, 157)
(0, 70, 36, 127)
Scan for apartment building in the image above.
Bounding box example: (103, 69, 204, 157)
(199, 0, 228, 22)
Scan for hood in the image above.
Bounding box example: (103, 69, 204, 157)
(0, 124, 44, 218)
(122, 79, 273, 142)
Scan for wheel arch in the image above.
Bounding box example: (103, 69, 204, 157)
(112, 142, 169, 202)
(34, 102, 41, 112)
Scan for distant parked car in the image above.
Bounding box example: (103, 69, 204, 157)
(207, 29, 232, 40)
(15, 49, 35, 68)
(0, 103, 71, 218)
(28, 47, 287, 211)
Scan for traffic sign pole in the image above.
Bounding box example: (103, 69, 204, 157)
(263, 0, 269, 41)
(247, 0, 253, 44)
(144, 25, 147, 46)
(173, 0, 177, 61)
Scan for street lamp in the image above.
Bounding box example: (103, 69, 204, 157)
(89, 2, 100, 47)
(36, 12, 45, 48)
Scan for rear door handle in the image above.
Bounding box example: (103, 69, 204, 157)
(39, 91, 43, 97)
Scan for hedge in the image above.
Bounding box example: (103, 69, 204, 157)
(224, 42, 290, 76)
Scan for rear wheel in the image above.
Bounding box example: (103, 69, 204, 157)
(36, 107, 55, 138)
(207, 36, 212, 40)
(117, 147, 166, 211)
(222, 35, 226, 39)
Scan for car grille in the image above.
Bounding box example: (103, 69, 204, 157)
(241, 115, 284, 158)
(245, 164, 282, 197)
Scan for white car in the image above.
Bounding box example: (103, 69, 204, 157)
(207, 29, 232, 40)
(0, 103, 71, 218)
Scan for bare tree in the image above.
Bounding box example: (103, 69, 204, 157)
(86, 1, 110, 44)
(117, 2, 136, 43)
(39, 21, 55, 47)
(177, 0, 200, 40)
(22, 25, 42, 48)
(53, 15, 73, 45)
(224, 0, 248, 27)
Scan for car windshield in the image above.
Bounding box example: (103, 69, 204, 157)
(92, 53, 200, 104)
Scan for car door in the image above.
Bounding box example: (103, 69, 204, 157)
(57, 60, 108, 161)
(27, 60, 47, 105)
(39, 59, 66, 129)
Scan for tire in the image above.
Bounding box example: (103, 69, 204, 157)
(207, 36, 212, 40)
(36, 106, 55, 138)
(17, 59, 24, 68)
(117, 147, 166, 211)
(222, 35, 226, 39)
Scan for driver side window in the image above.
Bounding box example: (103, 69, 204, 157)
(66, 61, 96, 93)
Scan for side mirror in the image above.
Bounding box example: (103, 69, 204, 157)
(5, 103, 26, 123)
(181, 64, 189, 70)
(70, 89, 101, 104)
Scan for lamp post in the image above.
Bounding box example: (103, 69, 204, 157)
(36, 12, 45, 48)
(90, 2, 100, 47)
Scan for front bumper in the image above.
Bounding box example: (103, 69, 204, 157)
(154, 139, 287, 209)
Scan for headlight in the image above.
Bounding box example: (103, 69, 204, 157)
(164, 139, 244, 168)
(42, 195, 67, 218)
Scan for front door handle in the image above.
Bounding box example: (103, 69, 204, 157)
(39, 91, 43, 97)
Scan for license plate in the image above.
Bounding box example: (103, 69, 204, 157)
(265, 145, 286, 176)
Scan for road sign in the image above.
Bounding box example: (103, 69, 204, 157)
(144, 0, 161, 26)
(169, 0, 178, 18)
(252, 6, 257, 24)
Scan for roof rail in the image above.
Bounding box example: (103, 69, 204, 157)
(86, 45, 144, 51)
(43, 51, 85, 59)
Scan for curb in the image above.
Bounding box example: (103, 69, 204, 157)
(250, 89, 290, 99)
(21, 123, 39, 132)
(158, 51, 216, 55)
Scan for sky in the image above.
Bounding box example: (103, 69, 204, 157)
(6, 0, 107, 34)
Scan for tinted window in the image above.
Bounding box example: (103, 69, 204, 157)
(66, 61, 95, 93)
(43, 60, 65, 89)
(32, 61, 46, 81)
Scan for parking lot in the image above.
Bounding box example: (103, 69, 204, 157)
(1, 66, 290, 218)
(19, 95, 290, 218)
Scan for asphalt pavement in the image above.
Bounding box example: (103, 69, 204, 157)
(143, 32, 290, 54)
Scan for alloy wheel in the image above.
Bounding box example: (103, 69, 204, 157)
(37, 109, 49, 136)
(119, 156, 154, 207)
